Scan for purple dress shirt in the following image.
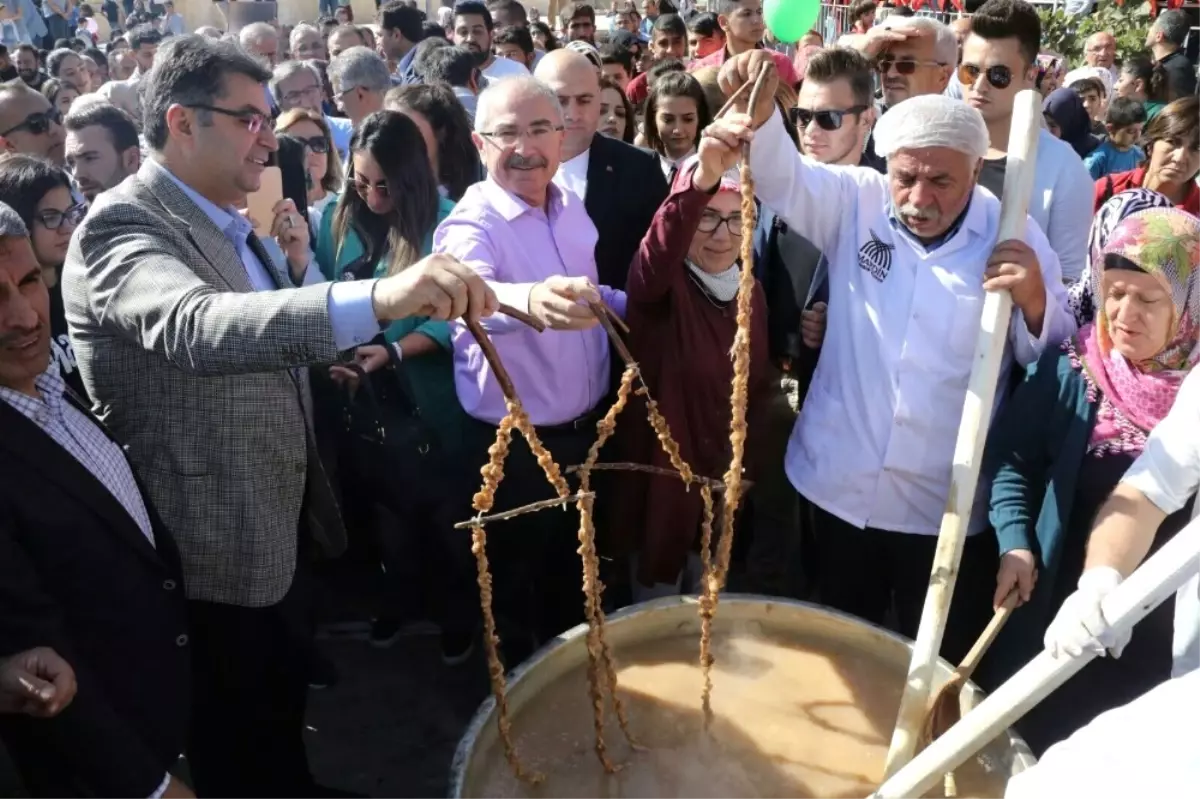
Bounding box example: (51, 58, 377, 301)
(433, 178, 626, 427)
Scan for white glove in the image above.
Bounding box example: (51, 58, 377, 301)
(1044, 567, 1130, 659)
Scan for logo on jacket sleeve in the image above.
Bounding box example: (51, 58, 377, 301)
(858, 229, 895, 282)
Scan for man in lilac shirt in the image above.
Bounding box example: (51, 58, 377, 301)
(434, 74, 625, 665)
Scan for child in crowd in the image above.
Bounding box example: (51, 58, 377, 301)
(1070, 77, 1108, 136)
(1083, 97, 1147, 180)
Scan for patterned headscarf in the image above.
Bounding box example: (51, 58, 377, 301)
(1073, 208, 1200, 455)
(1068, 189, 1176, 326)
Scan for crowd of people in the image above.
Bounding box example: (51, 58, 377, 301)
(0, 0, 1197, 795)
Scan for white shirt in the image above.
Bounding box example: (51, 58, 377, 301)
(553, 148, 590, 201)
(482, 55, 529, 81)
(1004, 669, 1200, 798)
(747, 109, 1076, 536)
(1121, 368, 1200, 678)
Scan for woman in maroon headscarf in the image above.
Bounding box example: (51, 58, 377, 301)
(616, 144, 772, 601)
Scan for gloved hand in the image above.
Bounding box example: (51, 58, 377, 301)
(1044, 566, 1130, 659)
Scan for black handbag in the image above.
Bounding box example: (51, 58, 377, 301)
(339, 348, 442, 495)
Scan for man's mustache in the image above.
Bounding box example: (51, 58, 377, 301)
(898, 203, 941, 223)
(506, 153, 548, 170)
(0, 324, 42, 347)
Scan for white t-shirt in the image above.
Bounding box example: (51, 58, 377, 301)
(482, 55, 530, 81)
(1121, 368, 1200, 678)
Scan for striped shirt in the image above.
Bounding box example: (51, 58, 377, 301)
(0, 369, 155, 545)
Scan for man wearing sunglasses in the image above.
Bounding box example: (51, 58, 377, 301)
(0, 81, 67, 168)
(962, 0, 1094, 283)
(714, 50, 1075, 663)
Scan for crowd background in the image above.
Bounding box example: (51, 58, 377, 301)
(0, 0, 1197, 796)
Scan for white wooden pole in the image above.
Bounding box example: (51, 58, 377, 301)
(871, 516, 1200, 799)
(883, 89, 1045, 777)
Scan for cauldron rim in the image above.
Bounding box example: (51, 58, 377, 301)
(449, 593, 1036, 798)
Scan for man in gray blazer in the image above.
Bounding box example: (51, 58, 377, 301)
(61, 34, 493, 797)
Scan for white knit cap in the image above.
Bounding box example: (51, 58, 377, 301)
(873, 94, 990, 161)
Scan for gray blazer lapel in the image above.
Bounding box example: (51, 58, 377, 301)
(138, 160, 252, 293)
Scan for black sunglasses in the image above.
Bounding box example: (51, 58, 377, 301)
(294, 135, 330, 155)
(789, 105, 869, 132)
(0, 107, 62, 138)
(958, 63, 1013, 90)
(876, 56, 945, 76)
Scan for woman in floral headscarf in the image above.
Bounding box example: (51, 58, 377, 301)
(980, 208, 1200, 755)
(1067, 188, 1176, 326)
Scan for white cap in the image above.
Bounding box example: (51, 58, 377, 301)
(873, 94, 989, 162)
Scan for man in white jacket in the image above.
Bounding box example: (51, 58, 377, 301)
(961, 0, 1094, 282)
(711, 52, 1077, 662)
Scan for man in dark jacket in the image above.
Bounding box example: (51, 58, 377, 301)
(1148, 9, 1197, 100)
(0, 202, 192, 797)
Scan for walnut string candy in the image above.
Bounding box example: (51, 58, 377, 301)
(698, 64, 770, 718)
(576, 366, 641, 761)
(696, 484, 718, 716)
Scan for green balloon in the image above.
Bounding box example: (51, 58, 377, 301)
(764, 0, 822, 44)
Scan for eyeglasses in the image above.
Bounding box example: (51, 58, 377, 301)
(958, 63, 1014, 90)
(294, 135, 330, 155)
(477, 124, 564, 148)
(0, 107, 62, 137)
(789, 105, 868, 132)
(185, 104, 270, 134)
(34, 203, 87, 231)
(281, 84, 322, 107)
(697, 211, 743, 236)
(876, 56, 946, 76)
(353, 177, 389, 199)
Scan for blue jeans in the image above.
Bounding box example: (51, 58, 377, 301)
(318, 0, 339, 15)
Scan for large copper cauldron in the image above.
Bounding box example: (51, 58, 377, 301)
(452, 595, 1035, 798)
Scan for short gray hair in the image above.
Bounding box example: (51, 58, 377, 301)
(1154, 9, 1190, 47)
(270, 60, 321, 105)
(328, 46, 393, 96)
(239, 22, 278, 49)
(0, 202, 27, 238)
(880, 14, 958, 66)
(474, 75, 564, 133)
(290, 22, 321, 48)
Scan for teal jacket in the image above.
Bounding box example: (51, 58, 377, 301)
(981, 344, 1098, 684)
(314, 197, 468, 454)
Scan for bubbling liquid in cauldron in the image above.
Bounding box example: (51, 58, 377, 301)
(470, 631, 1010, 798)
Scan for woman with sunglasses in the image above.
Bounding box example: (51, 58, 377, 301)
(616, 146, 771, 602)
(1093, 96, 1199, 216)
(315, 110, 475, 654)
(274, 108, 344, 237)
(643, 71, 710, 181)
(384, 83, 482, 202)
(982, 208, 1200, 755)
(0, 154, 87, 398)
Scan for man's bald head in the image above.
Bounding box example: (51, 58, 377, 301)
(534, 49, 601, 161)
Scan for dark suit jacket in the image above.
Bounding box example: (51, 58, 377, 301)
(585, 133, 669, 292)
(0, 396, 190, 798)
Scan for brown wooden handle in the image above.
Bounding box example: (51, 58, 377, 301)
(497, 303, 546, 332)
(956, 588, 1020, 680)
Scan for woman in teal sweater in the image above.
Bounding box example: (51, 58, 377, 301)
(315, 110, 466, 456)
(314, 111, 473, 654)
(982, 208, 1200, 754)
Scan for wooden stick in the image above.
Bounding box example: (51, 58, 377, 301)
(498, 303, 546, 332)
(453, 492, 594, 529)
(564, 462, 749, 492)
(714, 78, 754, 120)
(466, 318, 518, 402)
(872, 517, 1200, 799)
(883, 89, 1045, 778)
(587, 299, 637, 367)
(603, 303, 630, 335)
